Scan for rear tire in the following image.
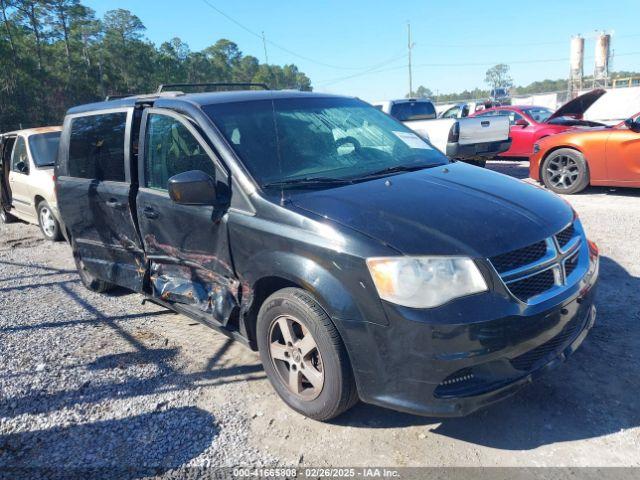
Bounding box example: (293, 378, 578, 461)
(72, 245, 114, 293)
(541, 148, 589, 194)
(257, 288, 358, 421)
(0, 208, 16, 224)
(37, 201, 62, 241)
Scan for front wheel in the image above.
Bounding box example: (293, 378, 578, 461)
(37, 201, 62, 241)
(257, 288, 358, 421)
(541, 148, 589, 194)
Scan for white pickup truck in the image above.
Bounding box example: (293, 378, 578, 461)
(373, 98, 511, 165)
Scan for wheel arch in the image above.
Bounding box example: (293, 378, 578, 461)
(240, 253, 368, 352)
(539, 145, 589, 183)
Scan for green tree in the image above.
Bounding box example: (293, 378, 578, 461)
(485, 63, 513, 90)
(406, 85, 433, 99)
(0, 3, 313, 131)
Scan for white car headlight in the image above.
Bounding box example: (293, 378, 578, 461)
(366, 256, 488, 308)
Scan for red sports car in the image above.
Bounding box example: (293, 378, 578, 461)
(471, 89, 606, 159)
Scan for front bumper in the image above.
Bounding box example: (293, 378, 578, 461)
(446, 138, 512, 160)
(340, 253, 598, 417)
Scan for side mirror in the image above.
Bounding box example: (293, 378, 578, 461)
(514, 119, 529, 127)
(168, 170, 217, 206)
(624, 117, 640, 133)
(16, 160, 28, 174)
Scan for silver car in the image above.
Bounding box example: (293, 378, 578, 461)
(0, 127, 63, 240)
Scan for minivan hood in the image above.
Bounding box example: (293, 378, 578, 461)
(289, 162, 573, 258)
(547, 89, 606, 121)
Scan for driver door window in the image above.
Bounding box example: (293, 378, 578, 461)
(498, 110, 524, 126)
(11, 137, 29, 175)
(442, 106, 460, 119)
(144, 113, 217, 191)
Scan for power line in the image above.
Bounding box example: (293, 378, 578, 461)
(199, 0, 405, 71)
(317, 51, 640, 87)
(425, 32, 640, 49)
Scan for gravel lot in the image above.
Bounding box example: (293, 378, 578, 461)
(1, 160, 639, 473)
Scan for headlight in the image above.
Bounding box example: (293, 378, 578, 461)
(366, 256, 488, 308)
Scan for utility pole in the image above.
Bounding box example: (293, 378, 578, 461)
(262, 31, 269, 65)
(407, 22, 414, 97)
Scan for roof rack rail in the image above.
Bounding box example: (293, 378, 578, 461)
(156, 82, 270, 93)
(105, 94, 137, 101)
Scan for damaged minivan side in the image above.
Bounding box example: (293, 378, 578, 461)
(56, 87, 599, 421)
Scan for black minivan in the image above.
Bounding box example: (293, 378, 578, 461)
(55, 86, 599, 420)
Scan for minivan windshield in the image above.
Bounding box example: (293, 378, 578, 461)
(204, 97, 447, 188)
(28, 131, 61, 167)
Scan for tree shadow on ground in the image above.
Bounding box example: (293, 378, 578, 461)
(0, 258, 265, 471)
(0, 406, 216, 477)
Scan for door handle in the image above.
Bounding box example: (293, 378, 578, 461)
(105, 199, 125, 209)
(143, 206, 159, 219)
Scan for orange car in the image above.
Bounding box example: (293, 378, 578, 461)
(530, 113, 640, 194)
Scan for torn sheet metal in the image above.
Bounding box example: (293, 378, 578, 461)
(146, 234, 243, 325)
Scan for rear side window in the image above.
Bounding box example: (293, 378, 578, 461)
(68, 112, 127, 181)
(11, 137, 29, 174)
(29, 132, 61, 167)
(390, 101, 436, 121)
(144, 113, 217, 190)
(441, 106, 460, 119)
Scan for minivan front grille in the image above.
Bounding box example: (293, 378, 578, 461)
(564, 251, 579, 277)
(556, 224, 576, 249)
(489, 222, 585, 304)
(507, 268, 556, 303)
(490, 240, 547, 274)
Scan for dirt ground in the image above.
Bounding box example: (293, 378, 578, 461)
(1, 160, 639, 469)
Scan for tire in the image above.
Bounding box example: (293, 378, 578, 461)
(37, 201, 62, 241)
(541, 148, 589, 195)
(257, 288, 358, 421)
(0, 208, 16, 224)
(72, 245, 114, 293)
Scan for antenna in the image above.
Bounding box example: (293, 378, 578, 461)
(407, 22, 414, 96)
(262, 31, 269, 64)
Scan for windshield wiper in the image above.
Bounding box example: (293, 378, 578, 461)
(353, 164, 436, 180)
(262, 176, 353, 189)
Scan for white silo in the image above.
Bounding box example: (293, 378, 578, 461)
(593, 32, 611, 88)
(569, 35, 584, 96)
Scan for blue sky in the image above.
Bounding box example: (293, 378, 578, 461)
(84, 0, 640, 101)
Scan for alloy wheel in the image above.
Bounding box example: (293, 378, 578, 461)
(39, 206, 56, 238)
(546, 155, 580, 190)
(268, 315, 325, 400)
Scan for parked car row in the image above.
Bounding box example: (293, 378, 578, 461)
(373, 98, 511, 167)
(376, 89, 640, 194)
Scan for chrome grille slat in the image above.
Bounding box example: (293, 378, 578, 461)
(556, 224, 576, 249)
(489, 222, 586, 304)
(490, 240, 547, 274)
